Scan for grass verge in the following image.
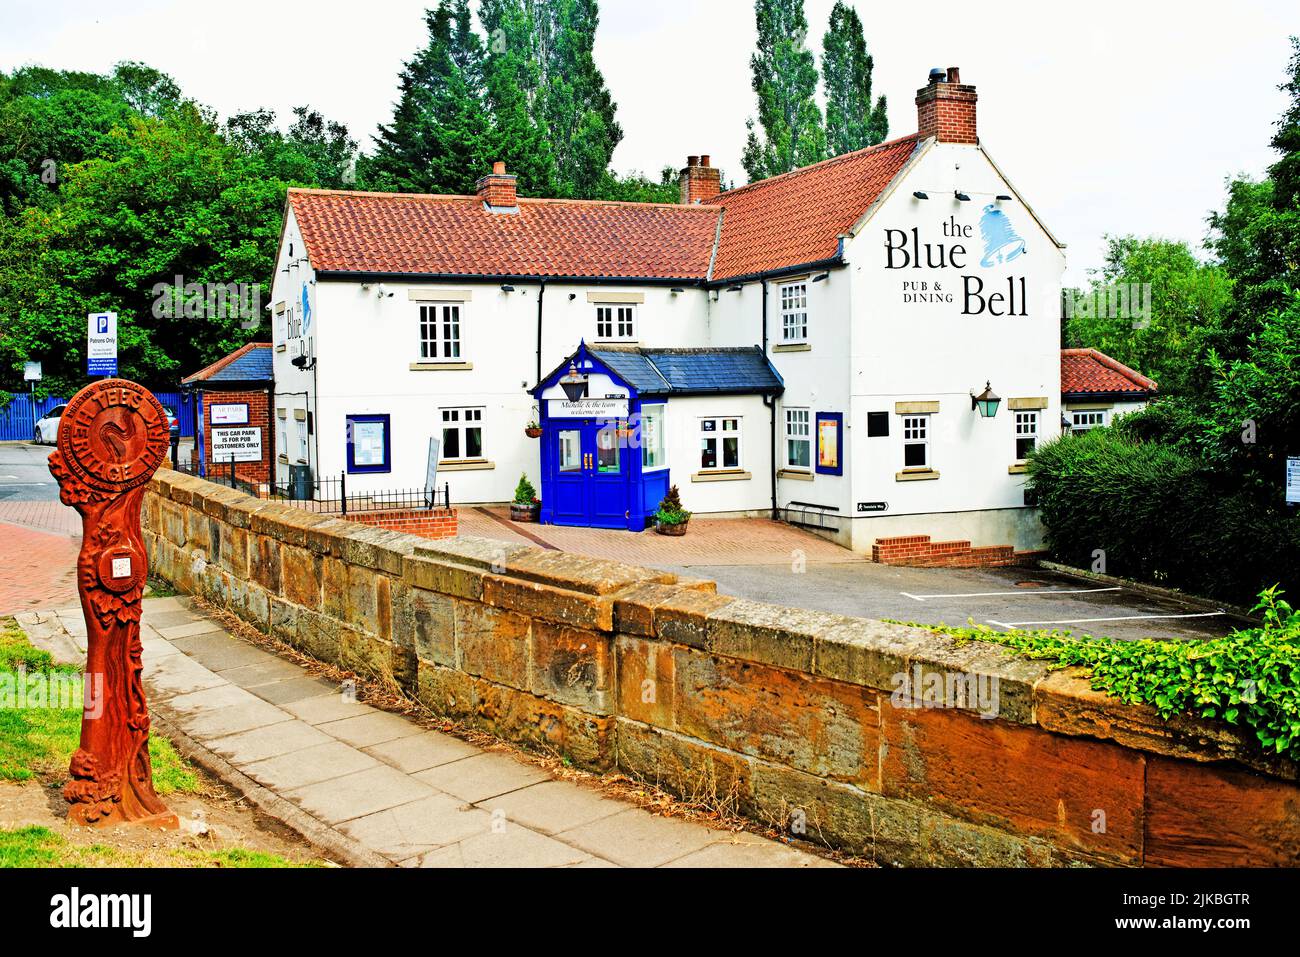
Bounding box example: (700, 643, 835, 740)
(0, 826, 315, 868)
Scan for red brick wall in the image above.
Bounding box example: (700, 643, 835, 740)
(201, 388, 272, 486)
(873, 534, 1044, 568)
(347, 507, 458, 540)
(915, 68, 978, 144)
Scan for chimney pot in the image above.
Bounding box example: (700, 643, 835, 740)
(679, 153, 720, 205)
(477, 161, 518, 211)
(916, 66, 977, 144)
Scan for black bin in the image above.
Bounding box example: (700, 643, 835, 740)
(289, 464, 313, 501)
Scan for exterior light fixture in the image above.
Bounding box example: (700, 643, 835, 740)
(670, 287, 684, 294)
(812, 273, 829, 282)
(970, 381, 1001, 417)
(500, 284, 515, 292)
(727, 284, 742, 292)
(912, 191, 929, 200)
(559, 361, 587, 402)
(954, 191, 971, 202)
(996, 194, 1013, 202)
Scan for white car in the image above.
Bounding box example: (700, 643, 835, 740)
(33, 404, 66, 444)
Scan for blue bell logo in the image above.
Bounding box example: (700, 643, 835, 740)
(979, 204, 1026, 267)
(301, 282, 312, 333)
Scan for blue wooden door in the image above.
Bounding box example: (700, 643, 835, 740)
(589, 418, 630, 528)
(547, 425, 588, 524)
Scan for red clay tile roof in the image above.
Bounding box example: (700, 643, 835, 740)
(1060, 348, 1158, 396)
(288, 190, 721, 281)
(182, 342, 273, 385)
(707, 134, 920, 281)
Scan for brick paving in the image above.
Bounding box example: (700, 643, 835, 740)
(0, 499, 82, 536)
(459, 507, 863, 567)
(15, 599, 837, 869)
(0, 521, 81, 615)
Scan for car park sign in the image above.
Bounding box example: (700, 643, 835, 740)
(87, 311, 118, 376)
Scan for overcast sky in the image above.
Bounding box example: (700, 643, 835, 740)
(2, 0, 1294, 283)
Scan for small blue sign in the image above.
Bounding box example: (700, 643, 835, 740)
(87, 357, 118, 376)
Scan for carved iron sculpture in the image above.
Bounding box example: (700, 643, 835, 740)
(48, 379, 177, 828)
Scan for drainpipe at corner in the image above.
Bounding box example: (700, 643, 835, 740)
(535, 281, 547, 386)
(760, 278, 778, 522)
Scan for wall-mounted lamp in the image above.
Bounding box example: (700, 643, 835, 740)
(954, 191, 971, 202)
(996, 194, 1013, 202)
(970, 381, 1001, 417)
(500, 284, 516, 293)
(727, 284, 742, 293)
(559, 361, 588, 402)
(812, 273, 829, 283)
(568, 293, 577, 300)
(670, 287, 684, 295)
(912, 191, 929, 200)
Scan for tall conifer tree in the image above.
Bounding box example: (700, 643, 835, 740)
(822, 1, 887, 156)
(741, 0, 826, 181)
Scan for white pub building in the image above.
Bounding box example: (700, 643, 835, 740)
(269, 67, 1064, 554)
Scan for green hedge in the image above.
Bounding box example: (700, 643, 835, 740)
(1026, 429, 1300, 605)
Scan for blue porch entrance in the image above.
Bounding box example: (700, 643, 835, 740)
(533, 343, 668, 531)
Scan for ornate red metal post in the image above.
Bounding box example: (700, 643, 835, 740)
(47, 379, 178, 829)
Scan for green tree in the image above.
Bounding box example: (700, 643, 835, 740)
(1064, 235, 1231, 398)
(366, 0, 491, 194)
(821, 1, 887, 156)
(741, 0, 826, 181)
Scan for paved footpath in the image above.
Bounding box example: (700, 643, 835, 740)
(0, 521, 80, 614)
(16, 597, 835, 869)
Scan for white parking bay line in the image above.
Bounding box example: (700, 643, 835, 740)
(986, 611, 1225, 629)
(900, 586, 1122, 602)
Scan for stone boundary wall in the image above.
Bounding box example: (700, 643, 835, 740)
(142, 469, 1300, 867)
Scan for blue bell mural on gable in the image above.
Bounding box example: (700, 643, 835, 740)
(978, 204, 1026, 267)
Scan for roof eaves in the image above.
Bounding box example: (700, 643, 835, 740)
(846, 136, 931, 240)
(978, 144, 1067, 250)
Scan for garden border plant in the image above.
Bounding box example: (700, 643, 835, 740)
(892, 585, 1300, 762)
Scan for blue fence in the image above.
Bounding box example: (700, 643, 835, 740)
(0, 389, 197, 441)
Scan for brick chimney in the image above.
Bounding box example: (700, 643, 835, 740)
(679, 154, 721, 205)
(915, 66, 978, 144)
(477, 161, 518, 211)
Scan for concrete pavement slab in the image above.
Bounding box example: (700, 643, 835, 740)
(664, 838, 841, 868)
(363, 731, 481, 774)
(413, 752, 550, 803)
(283, 693, 376, 725)
(245, 675, 339, 706)
(283, 765, 435, 825)
(476, 780, 628, 836)
(338, 793, 493, 860)
(407, 826, 593, 868)
(143, 652, 229, 698)
(157, 619, 229, 640)
(318, 710, 427, 748)
(241, 741, 382, 792)
(556, 807, 725, 868)
(206, 719, 333, 766)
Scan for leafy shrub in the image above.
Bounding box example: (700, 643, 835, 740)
(654, 485, 691, 526)
(1026, 428, 1300, 604)
(897, 587, 1300, 761)
(512, 473, 538, 506)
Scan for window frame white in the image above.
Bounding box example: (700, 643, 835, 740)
(1070, 409, 1107, 432)
(295, 417, 309, 463)
(784, 407, 811, 471)
(779, 281, 809, 344)
(699, 416, 742, 472)
(1014, 411, 1039, 461)
(419, 302, 464, 361)
(440, 406, 484, 462)
(902, 414, 930, 469)
(594, 303, 637, 342)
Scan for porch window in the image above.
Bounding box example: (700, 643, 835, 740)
(779, 281, 808, 343)
(903, 415, 929, 468)
(441, 407, 483, 460)
(558, 429, 582, 472)
(1015, 411, 1039, 460)
(640, 405, 665, 469)
(419, 303, 463, 360)
(595, 303, 636, 341)
(700, 417, 741, 471)
(784, 408, 811, 470)
(596, 419, 625, 473)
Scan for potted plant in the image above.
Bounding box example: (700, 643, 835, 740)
(653, 485, 691, 536)
(524, 407, 543, 438)
(510, 473, 541, 522)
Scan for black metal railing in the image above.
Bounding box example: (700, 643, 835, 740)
(171, 456, 451, 514)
